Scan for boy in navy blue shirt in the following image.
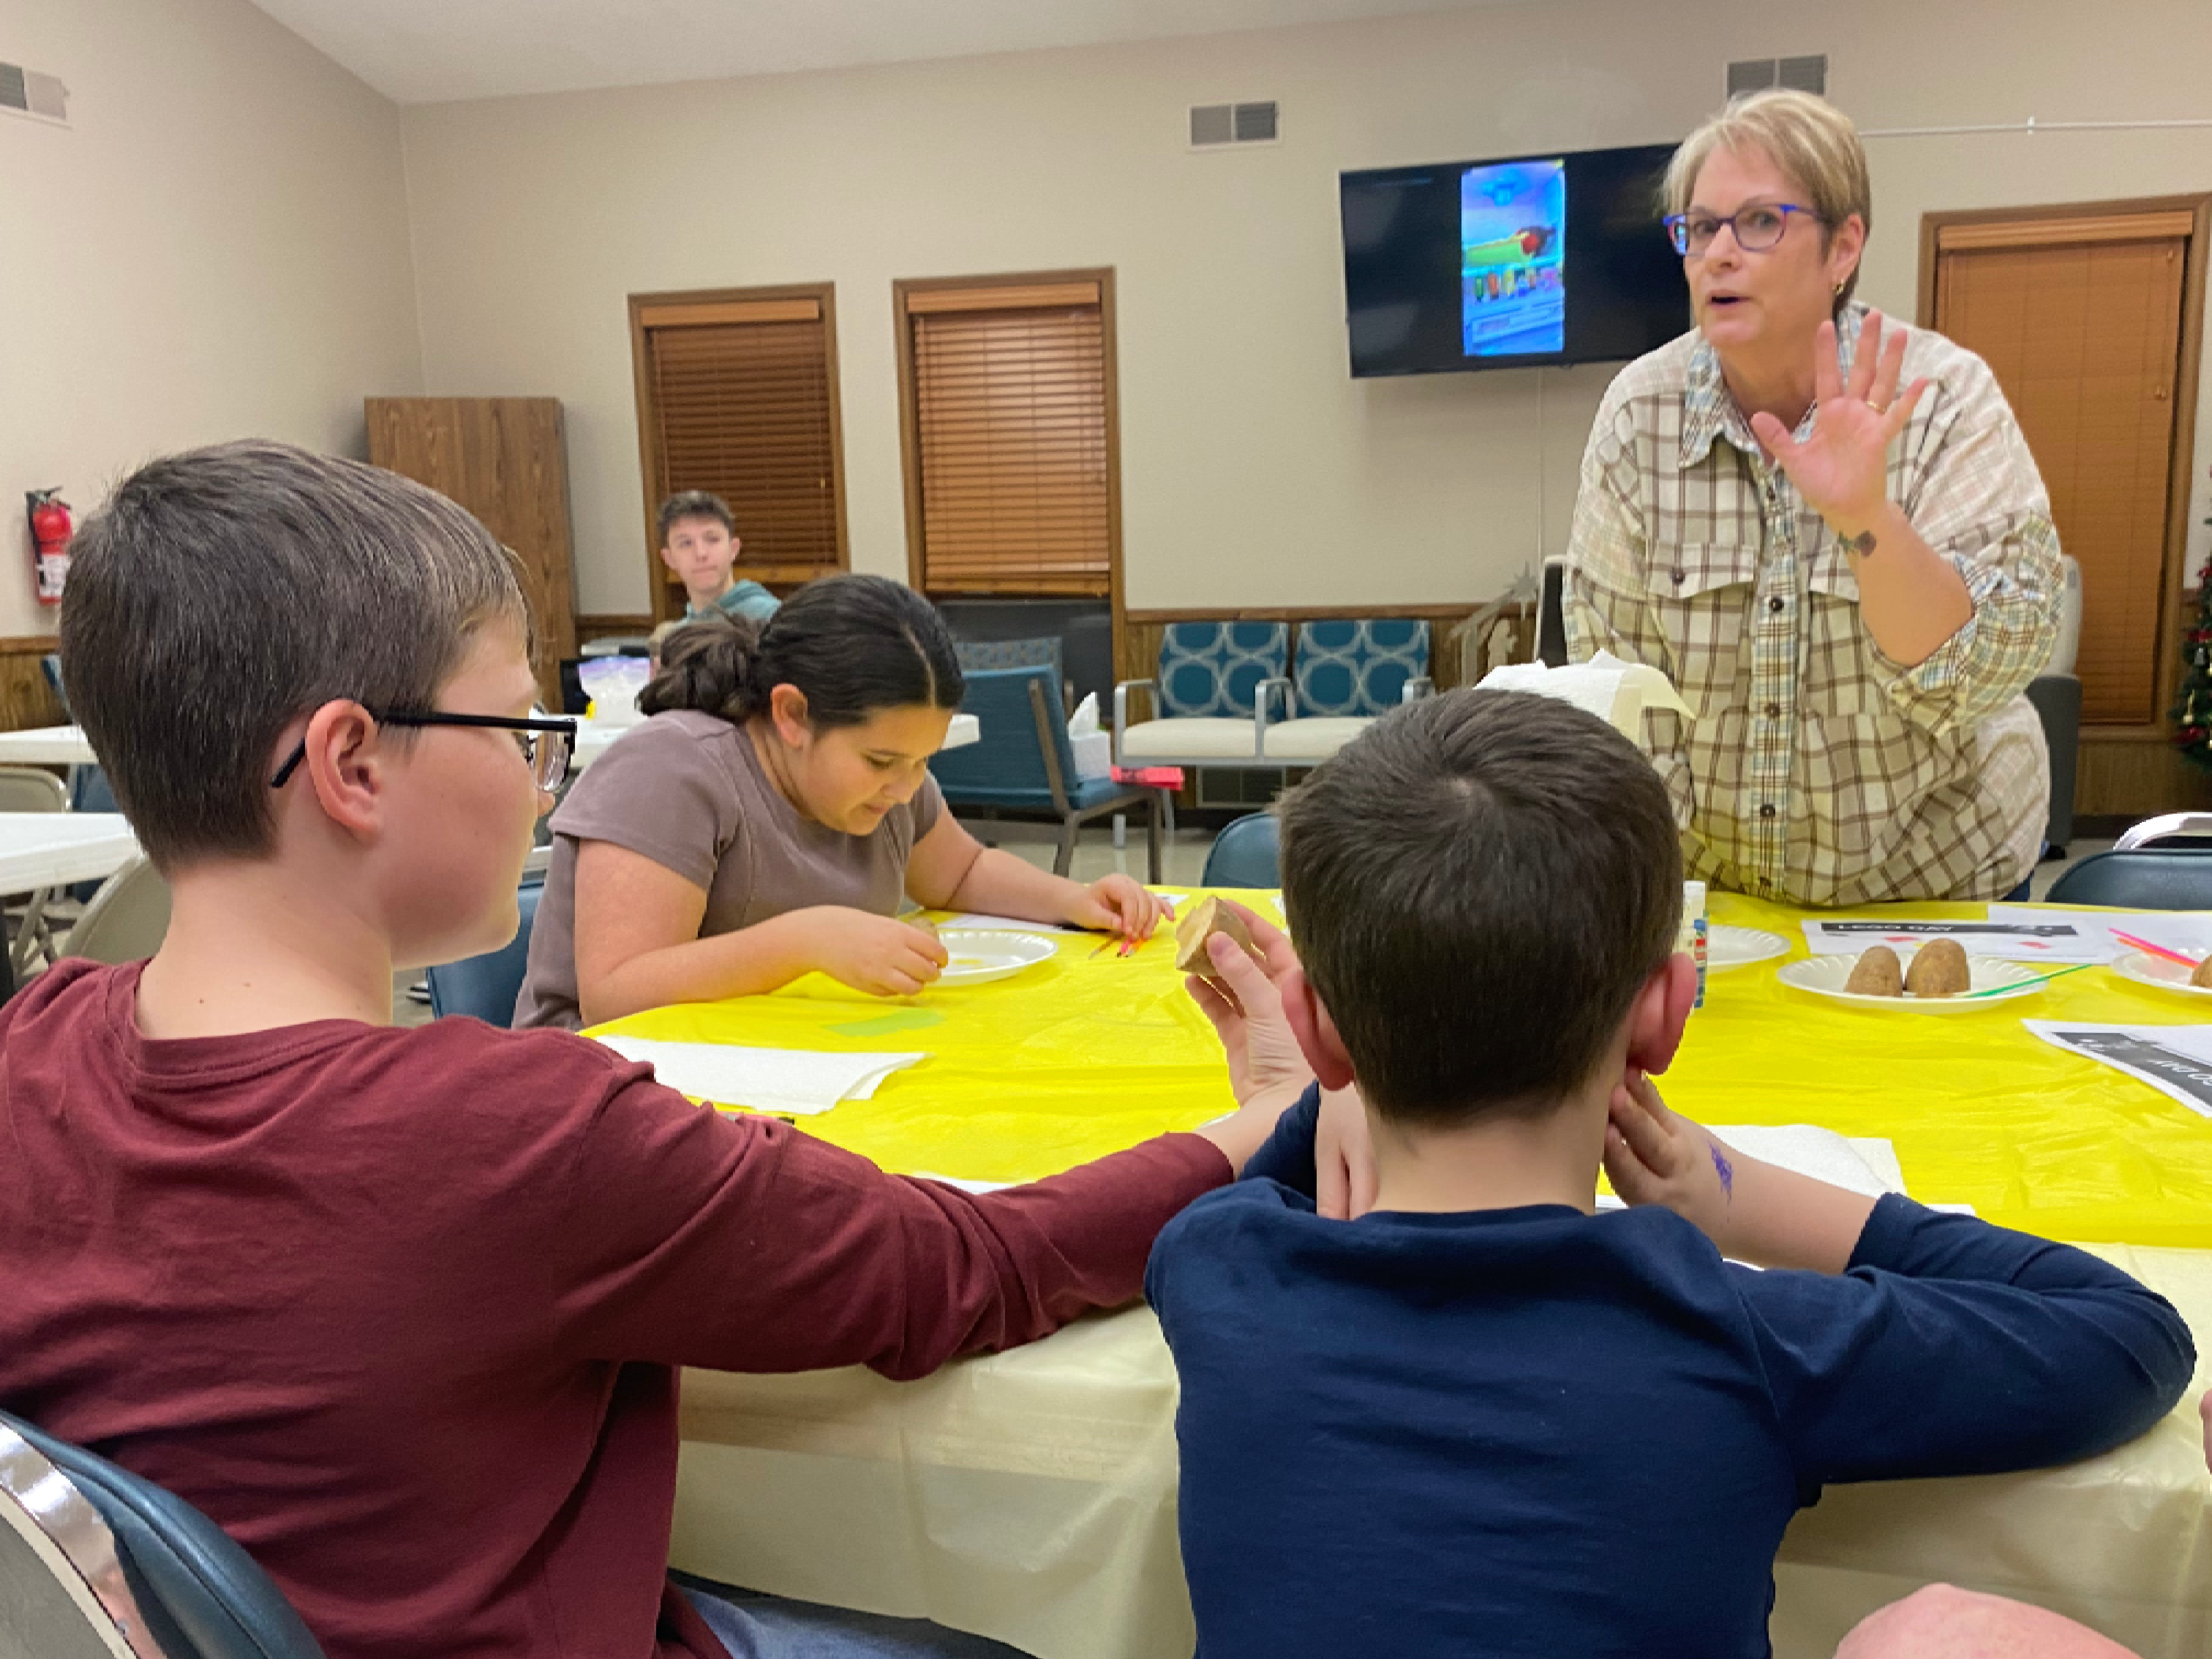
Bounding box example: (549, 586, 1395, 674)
(1148, 690, 2193, 1659)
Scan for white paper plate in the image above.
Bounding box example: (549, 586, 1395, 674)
(2109, 949, 2212, 1000)
(1707, 926, 1788, 972)
(933, 929, 1057, 986)
(1776, 950, 2047, 1011)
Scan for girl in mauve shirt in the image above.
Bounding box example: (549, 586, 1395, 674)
(516, 574, 1165, 1029)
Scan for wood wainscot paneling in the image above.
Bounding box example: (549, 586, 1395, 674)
(574, 613, 655, 645)
(0, 636, 66, 733)
(2077, 729, 2212, 819)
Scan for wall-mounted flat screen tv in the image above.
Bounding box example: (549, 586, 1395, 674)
(1341, 142, 1688, 376)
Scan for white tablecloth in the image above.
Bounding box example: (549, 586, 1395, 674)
(671, 1244, 2212, 1659)
(0, 725, 93, 767)
(0, 813, 137, 893)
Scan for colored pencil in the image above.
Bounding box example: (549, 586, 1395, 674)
(1956, 962, 2094, 1000)
(2112, 929, 2197, 969)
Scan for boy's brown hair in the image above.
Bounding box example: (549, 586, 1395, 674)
(60, 440, 527, 872)
(1277, 690, 1682, 1125)
(657, 490, 735, 546)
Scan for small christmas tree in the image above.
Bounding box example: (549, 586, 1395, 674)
(2175, 465, 2212, 771)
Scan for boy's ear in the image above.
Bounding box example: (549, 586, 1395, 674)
(1624, 952, 1699, 1077)
(1279, 964, 1357, 1092)
(296, 702, 384, 840)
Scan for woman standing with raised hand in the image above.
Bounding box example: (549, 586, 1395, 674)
(1565, 89, 2061, 906)
(515, 574, 1166, 1029)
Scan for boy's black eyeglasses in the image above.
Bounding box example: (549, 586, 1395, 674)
(269, 709, 578, 792)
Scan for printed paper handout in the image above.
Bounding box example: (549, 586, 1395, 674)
(1801, 917, 2108, 963)
(2024, 1022, 2212, 1118)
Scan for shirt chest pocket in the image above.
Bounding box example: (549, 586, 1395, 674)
(1646, 541, 1760, 697)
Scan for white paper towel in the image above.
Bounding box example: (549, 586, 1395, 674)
(1477, 651, 1696, 737)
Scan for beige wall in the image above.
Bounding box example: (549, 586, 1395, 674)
(396, 0, 2211, 619)
(1, 0, 421, 640)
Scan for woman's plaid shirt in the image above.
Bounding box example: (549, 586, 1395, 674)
(1564, 306, 2060, 905)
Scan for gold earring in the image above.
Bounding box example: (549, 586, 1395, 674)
(1834, 279, 1846, 297)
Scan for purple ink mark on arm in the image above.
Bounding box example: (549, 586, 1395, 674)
(1709, 1144, 1735, 1199)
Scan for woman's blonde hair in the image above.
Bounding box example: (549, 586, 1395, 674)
(1663, 89, 1872, 309)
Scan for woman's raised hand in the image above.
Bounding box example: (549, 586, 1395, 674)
(1748, 309, 1931, 534)
(808, 908, 949, 997)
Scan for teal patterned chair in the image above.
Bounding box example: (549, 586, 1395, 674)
(1258, 619, 1434, 764)
(1113, 622, 1289, 768)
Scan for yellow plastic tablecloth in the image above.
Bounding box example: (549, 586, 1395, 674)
(594, 892, 2212, 1659)
(596, 890, 2212, 1248)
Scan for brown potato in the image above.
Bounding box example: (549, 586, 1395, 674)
(1175, 896, 1263, 979)
(1844, 945, 1904, 997)
(2191, 954, 2212, 990)
(1904, 938, 1971, 998)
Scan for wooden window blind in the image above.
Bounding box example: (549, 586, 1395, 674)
(901, 278, 1115, 596)
(630, 287, 848, 617)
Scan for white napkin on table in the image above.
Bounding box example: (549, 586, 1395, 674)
(594, 1037, 923, 1116)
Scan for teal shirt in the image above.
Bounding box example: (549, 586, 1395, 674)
(685, 580, 780, 627)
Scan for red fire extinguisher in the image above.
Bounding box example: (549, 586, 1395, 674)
(25, 489, 71, 605)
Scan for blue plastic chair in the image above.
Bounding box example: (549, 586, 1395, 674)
(0, 1408, 325, 1658)
(425, 883, 543, 1025)
(1200, 812, 1280, 889)
(929, 665, 1161, 880)
(2045, 850, 2212, 911)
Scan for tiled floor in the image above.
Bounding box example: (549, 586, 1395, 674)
(392, 824, 2123, 1024)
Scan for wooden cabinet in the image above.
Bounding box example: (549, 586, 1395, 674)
(365, 398, 578, 708)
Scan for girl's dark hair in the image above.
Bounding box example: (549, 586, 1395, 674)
(641, 572, 964, 729)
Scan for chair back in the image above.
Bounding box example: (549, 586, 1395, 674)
(0, 765, 69, 812)
(0, 1409, 325, 1659)
(1155, 623, 1288, 718)
(953, 635, 1064, 679)
(1201, 813, 1282, 889)
(1, 1417, 146, 1657)
(64, 859, 172, 965)
(1537, 561, 1568, 667)
(71, 766, 120, 815)
(2113, 811, 2212, 852)
(426, 883, 544, 1026)
(928, 667, 1074, 810)
(2045, 850, 2212, 910)
(1291, 620, 1429, 716)
(952, 636, 1068, 718)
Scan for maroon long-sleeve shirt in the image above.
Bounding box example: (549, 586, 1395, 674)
(0, 960, 1231, 1658)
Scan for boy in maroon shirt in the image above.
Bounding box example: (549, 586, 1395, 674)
(0, 442, 1304, 1659)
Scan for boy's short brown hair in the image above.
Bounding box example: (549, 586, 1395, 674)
(657, 490, 735, 546)
(60, 440, 527, 872)
(1277, 690, 1682, 1125)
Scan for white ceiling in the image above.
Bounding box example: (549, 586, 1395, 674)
(245, 0, 1513, 105)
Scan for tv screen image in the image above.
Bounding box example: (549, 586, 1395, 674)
(1342, 142, 1688, 377)
(1460, 158, 1566, 359)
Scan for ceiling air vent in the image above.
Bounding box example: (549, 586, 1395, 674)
(1725, 55, 1826, 98)
(0, 60, 70, 125)
(1189, 101, 1279, 150)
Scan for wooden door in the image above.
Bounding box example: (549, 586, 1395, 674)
(366, 397, 579, 709)
(1927, 207, 2197, 729)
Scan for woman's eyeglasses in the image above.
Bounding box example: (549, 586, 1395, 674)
(269, 708, 578, 792)
(1662, 202, 1821, 257)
